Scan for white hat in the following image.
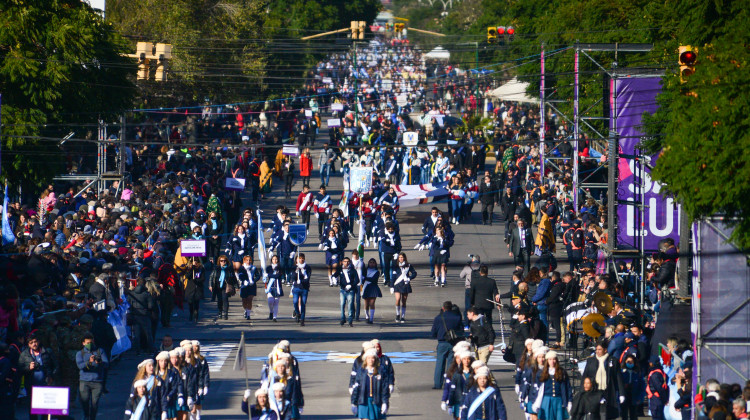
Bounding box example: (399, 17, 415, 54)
(471, 360, 486, 370)
(364, 349, 378, 359)
(525, 338, 535, 347)
(180, 340, 192, 348)
(277, 352, 291, 360)
(362, 341, 375, 351)
(456, 350, 473, 360)
(534, 347, 549, 358)
(134, 379, 148, 388)
(532, 339, 544, 350)
(168, 349, 180, 358)
(545, 351, 558, 360)
(138, 359, 154, 369)
(370, 339, 380, 346)
(255, 388, 268, 397)
(191, 340, 200, 347)
(475, 367, 490, 378)
(453, 341, 471, 353)
(278, 340, 290, 350)
(273, 359, 288, 369)
(156, 351, 170, 361)
(271, 382, 285, 392)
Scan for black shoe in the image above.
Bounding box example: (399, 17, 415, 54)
(349, 321, 353, 327)
(395, 315, 401, 322)
(400, 317, 405, 324)
(367, 319, 373, 324)
(223, 314, 229, 320)
(269, 313, 273, 320)
(300, 320, 305, 326)
(293, 309, 299, 319)
(340, 320, 346, 326)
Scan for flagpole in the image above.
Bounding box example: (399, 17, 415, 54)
(242, 331, 251, 420)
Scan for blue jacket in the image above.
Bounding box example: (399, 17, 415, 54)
(292, 264, 312, 290)
(377, 231, 402, 254)
(459, 386, 507, 420)
(338, 265, 360, 291)
(429, 235, 454, 259)
(442, 369, 471, 405)
(277, 232, 295, 257)
(431, 309, 463, 342)
(531, 277, 551, 310)
(351, 368, 390, 407)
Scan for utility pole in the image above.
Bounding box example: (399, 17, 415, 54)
(353, 42, 359, 140)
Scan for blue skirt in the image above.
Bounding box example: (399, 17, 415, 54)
(538, 396, 569, 420)
(450, 404, 461, 418)
(362, 282, 383, 299)
(526, 401, 537, 414)
(240, 284, 257, 297)
(326, 251, 342, 266)
(358, 397, 385, 419)
(392, 281, 412, 294)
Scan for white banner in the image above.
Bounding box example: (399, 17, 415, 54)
(181, 239, 207, 257)
(350, 167, 373, 194)
(403, 131, 418, 146)
(327, 118, 341, 127)
(304, 109, 313, 118)
(283, 145, 300, 156)
(225, 177, 246, 191)
(331, 103, 344, 111)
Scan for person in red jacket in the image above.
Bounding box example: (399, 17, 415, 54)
(299, 148, 313, 187)
(295, 185, 313, 230)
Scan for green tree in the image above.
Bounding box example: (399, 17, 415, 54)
(643, 1, 750, 248)
(0, 0, 134, 188)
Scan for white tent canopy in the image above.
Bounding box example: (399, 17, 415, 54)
(424, 46, 450, 60)
(488, 77, 539, 104)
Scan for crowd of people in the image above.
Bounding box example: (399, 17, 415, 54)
(0, 31, 711, 420)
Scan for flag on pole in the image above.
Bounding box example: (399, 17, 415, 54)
(256, 210, 267, 272)
(233, 332, 246, 371)
(357, 206, 366, 259)
(2, 184, 15, 246)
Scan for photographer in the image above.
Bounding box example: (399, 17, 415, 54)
(19, 333, 58, 420)
(75, 332, 109, 420)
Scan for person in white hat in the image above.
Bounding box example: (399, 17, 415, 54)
(531, 351, 572, 420)
(124, 378, 158, 420)
(441, 349, 475, 419)
(241, 387, 275, 419)
(267, 358, 304, 418)
(156, 350, 181, 420)
(191, 341, 210, 404)
(130, 359, 159, 400)
(351, 348, 390, 419)
(370, 340, 395, 394)
(521, 347, 549, 419)
(167, 349, 191, 418)
(349, 341, 376, 394)
(459, 366, 508, 420)
(269, 382, 293, 418)
(514, 339, 536, 398)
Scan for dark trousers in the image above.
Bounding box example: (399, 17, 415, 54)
(464, 288, 471, 324)
(301, 176, 310, 187)
(481, 203, 494, 224)
(159, 292, 174, 327)
(132, 314, 152, 352)
(550, 314, 563, 344)
(514, 249, 531, 274)
(216, 288, 229, 317)
(434, 341, 453, 388)
(79, 381, 103, 420)
(300, 210, 310, 229)
(317, 213, 328, 238)
(188, 298, 200, 321)
(284, 175, 294, 196)
(621, 403, 639, 420)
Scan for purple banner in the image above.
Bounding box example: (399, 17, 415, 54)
(611, 76, 679, 250)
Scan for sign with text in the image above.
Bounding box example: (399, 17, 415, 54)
(396, 93, 408, 107)
(180, 239, 207, 257)
(349, 167, 373, 194)
(225, 177, 246, 191)
(31, 386, 69, 416)
(288, 224, 308, 246)
(402, 131, 419, 146)
(304, 109, 312, 118)
(327, 118, 341, 127)
(282, 145, 300, 156)
(331, 103, 344, 112)
(322, 77, 332, 84)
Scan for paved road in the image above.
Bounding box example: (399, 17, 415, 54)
(20, 155, 534, 420)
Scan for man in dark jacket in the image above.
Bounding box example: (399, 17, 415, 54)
(477, 174, 498, 225)
(430, 301, 463, 389)
(469, 265, 499, 325)
(546, 271, 566, 348)
(583, 341, 626, 419)
(19, 333, 58, 420)
(508, 219, 533, 275)
(125, 278, 155, 353)
(467, 306, 495, 363)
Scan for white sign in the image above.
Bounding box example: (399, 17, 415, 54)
(225, 177, 246, 191)
(322, 77, 332, 84)
(304, 109, 312, 118)
(282, 145, 300, 156)
(447, 140, 458, 145)
(31, 387, 69, 416)
(349, 167, 373, 194)
(396, 94, 408, 107)
(382, 79, 393, 91)
(331, 103, 344, 112)
(327, 118, 341, 127)
(180, 239, 207, 257)
(403, 131, 419, 146)
(427, 140, 438, 152)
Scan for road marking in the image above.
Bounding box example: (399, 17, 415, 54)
(202, 343, 236, 372)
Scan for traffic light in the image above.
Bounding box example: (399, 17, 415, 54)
(351, 21, 366, 39)
(358, 21, 366, 39)
(394, 23, 405, 34)
(154, 43, 172, 81)
(678, 45, 697, 81)
(487, 26, 497, 43)
(507, 26, 515, 42)
(136, 42, 150, 80)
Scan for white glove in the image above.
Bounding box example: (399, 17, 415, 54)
(441, 402, 447, 411)
(345, 285, 351, 291)
(389, 384, 394, 393)
(413, 244, 420, 249)
(351, 405, 358, 415)
(299, 407, 304, 414)
(243, 389, 251, 400)
(515, 384, 520, 395)
(348, 387, 353, 395)
(266, 227, 272, 232)
(390, 287, 394, 294)
(440, 250, 446, 255)
(187, 397, 194, 410)
(323, 246, 330, 251)
(567, 401, 572, 412)
(427, 242, 432, 249)
(296, 211, 300, 217)
(198, 388, 203, 396)
(315, 213, 319, 219)
(178, 397, 184, 407)
(418, 244, 425, 251)
(238, 250, 244, 255)
(381, 403, 388, 414)
(619, 396, 625, 404)
(393, 254, 398, 260)
(203, 386, 208, 396)
(290, 252, 296, 259)
(161, 412, 167, 420)
(318, 244, 324, 250)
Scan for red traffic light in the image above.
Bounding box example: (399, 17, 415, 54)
(507, 27, 515, 35)
(680, 50, 696, 65)
(497, 26, 505, 35)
